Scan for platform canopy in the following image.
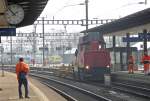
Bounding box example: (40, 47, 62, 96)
(81, 8, 150, 35)
(7, 0, 48, 27)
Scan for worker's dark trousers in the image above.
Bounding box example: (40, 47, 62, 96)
(18, 78, 28, 97)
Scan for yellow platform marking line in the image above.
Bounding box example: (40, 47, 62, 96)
(8, 72, 49, 101)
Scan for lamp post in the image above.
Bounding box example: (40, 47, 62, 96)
(33, 24, 37, 66)
(54, 1, 87, 31)
(10, 32, 12, 65)
(63, 0, 89, 35)
(42, 17, 45, 66)
(1, 44, 4, 77)
(85, 0, 89, 34)
(145, 0, 147, 5)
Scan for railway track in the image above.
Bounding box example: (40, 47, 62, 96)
(4, 66, 150, 100)
(30, 71, 149, 101)
(85, 80, 150, 100)
(32, 70, 150, 98)
(111, 82, 150, 99)
(110, 74, 150, 99)
(31, 73, 112, 101)
(31, 70, 150, 101)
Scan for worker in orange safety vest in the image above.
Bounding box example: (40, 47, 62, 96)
(16, 57, 30, 99)
(141, 52, 150, 75)
(128, 55, 134, 74)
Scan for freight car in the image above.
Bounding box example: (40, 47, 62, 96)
(73, 32, 111, 81)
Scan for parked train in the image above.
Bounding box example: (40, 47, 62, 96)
(73, 32, 111, 80)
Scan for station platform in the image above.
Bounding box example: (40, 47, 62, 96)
(0, 71, 66, 101)
(112, 71, 150, 83)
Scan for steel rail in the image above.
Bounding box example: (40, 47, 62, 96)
(41, 82, 78, 101)
(4, 66, 150, 100)
(112, 82, 150, 99)
(31, 73, 112, 101)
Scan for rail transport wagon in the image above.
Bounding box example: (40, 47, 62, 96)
(73, 32, 111, 81)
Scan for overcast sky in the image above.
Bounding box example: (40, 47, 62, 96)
(17, 0, 149, 33)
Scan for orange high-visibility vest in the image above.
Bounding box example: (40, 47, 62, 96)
(16, 62, 29, 80)
(142, 55, 150, 72)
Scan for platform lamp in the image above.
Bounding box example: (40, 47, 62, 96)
(53, 1, 87, 34)
(138, 0, 147, 5)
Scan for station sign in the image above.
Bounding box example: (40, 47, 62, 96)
(138, 33, 150, 39)
(0, 28, 16, 36)
(123, 37, 143, 42)
(122, 33, 150, 42)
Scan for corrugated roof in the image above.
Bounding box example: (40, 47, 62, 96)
(81, 8, 150, 34)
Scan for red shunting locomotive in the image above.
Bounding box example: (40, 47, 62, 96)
(73, 32, 111, 80)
